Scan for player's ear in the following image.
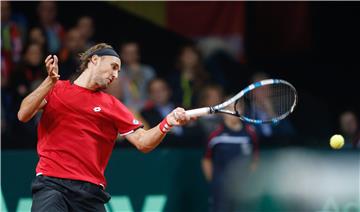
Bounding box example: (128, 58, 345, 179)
(90, 55, 99, 65)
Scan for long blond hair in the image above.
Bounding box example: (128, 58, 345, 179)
(78, 43, 113, 73)
(70, 43, 114, 82)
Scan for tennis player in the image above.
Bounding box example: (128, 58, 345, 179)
(17, 43, 191, 212)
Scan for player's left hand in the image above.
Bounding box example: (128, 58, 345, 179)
(167, 107, 192, 126)
(45, 55, 60, 83)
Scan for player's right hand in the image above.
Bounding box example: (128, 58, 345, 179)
(167, 107, 192, 126)
(45, 55, 60, 83)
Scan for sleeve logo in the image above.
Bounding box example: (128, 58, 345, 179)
(133, 119, 139, 125)
(93, 107, 102, 112)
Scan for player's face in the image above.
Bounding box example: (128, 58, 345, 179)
(94, 56, 121, 89)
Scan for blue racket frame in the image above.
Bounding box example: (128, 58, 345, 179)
(210, 79, 298, 124)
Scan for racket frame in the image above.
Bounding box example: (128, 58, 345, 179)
(186, 79, 298, 124)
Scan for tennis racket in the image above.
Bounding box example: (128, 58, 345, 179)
(186, 79, 297, 124)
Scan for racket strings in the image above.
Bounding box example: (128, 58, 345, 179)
(242, 84, 295, 122)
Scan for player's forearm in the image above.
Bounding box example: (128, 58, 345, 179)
(17, 77, 55, 122)
(131, 126, 167, 153)
(126, 108, 189, 153)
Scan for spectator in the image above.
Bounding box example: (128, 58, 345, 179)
(58, 28, 86, 80)
(36, 1, 65, 54)
(197, 84, 224, 136)
(10, 43, 46, 107)
(1, 1, 24, 87)
(168, 44, 209, 109)
(141, 78, 183, 135)
(249, 72, 296, 142)
(339, 111, 360, 149)
(202, 99, 258, 212)
(6, 43, 46, 148)
(141, 78, 205, 147)
(27, 27, 48, 54)
(76, 16, 95, 48)
(199, 38, 247, 92)
(117, 41, 156, 111)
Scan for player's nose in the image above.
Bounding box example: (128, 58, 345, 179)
(113, 70, 118, 79)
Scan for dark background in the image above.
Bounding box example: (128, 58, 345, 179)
(8, 1, 360, 144)
(2, 2, 359, 211)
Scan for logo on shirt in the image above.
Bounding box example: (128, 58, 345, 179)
(93, 107, 101, 112)
(133, 119, 139, 125)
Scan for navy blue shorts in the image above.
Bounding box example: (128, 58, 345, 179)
(31, 175, 111, 212)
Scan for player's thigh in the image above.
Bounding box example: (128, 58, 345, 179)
(31, 177, 68, 212)
(69, 200, 106, 212)
(31, 187, 68, 212)
(69, 184, 110, 212)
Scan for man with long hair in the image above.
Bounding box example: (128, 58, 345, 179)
(18, 43, 191, 211)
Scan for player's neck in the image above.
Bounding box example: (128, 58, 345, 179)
(74, 70, 98, 91)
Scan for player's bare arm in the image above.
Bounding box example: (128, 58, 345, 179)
(125, 107, 190, 153)
(17, 55, 60, 122)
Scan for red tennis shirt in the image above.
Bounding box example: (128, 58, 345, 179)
(36, 80, 142, 187)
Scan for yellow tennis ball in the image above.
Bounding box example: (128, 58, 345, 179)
(330, 134, 344, 149)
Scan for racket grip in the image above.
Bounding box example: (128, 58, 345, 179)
(185, 107, 211, 118)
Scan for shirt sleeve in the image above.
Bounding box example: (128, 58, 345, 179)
(112, 98, 143, 136)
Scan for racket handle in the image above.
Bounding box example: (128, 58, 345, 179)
(185, 107, 211, 118)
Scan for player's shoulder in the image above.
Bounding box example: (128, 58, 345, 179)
(57, 80, 68, 85)
(101, 92, 127, 108)
(58, 80, 73, 87)
(51, 80, 69, 90)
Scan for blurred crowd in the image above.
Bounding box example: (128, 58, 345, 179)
(1, 1, 97, 147)
(1, 1, 292, 148)
(2, 1, 359, 151)
(2, 3, 359, 212)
